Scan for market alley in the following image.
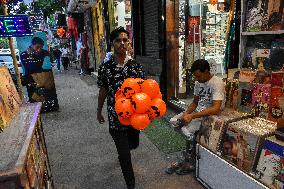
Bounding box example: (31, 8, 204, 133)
(40, 67, 203, 189)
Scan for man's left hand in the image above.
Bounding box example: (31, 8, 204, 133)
(182, 113, 194, 124)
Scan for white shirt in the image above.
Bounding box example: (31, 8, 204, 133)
(194, 75, 225, 112)
(61, 48, 68, 57)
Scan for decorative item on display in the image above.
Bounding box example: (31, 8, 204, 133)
(0, 67, 22, 131)
(198, 109, 251, 153)
(209, 0, 218, 6)
(0, 15, 33, 37)
(222, 117, 277, 173)
(115, 78, 166, 130)
(238, 82, 253, 113)
(57, 27, 65, 38)
(252, 83, 271, 119)
(256, 136, 284, 189)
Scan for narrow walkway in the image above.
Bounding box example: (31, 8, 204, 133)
(41, 67, 204, 189)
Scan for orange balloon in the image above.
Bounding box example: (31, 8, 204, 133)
(121, 78, 141, 98)
(148, 98, 167, 119)
(131, 93, 151, 114)
(115, 98, 134, 118)
(209, 0, 218, 5)
(118, 116, 131, 126)
(130, 113, 151, 130)
(134, 78, 144, 85)
(156, 91, 163, 99)
(115, 89, 125, 99)
(141, 79, 160, 99)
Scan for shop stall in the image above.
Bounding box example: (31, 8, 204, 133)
(0, 67, 54, 188)
(195, 0, 284, 188)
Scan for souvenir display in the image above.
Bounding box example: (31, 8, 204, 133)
(0, 67, 22, 130)
(239, 70, 256, 83)
(269, 40, 284, 71)
(252, 83, 271, 119)
(244, 0, 265, 32)
(225, 80, 239, 110)
(262, 0, 283, 31)
(238, 82, 253, 113)
(222, 117, 277, 173)
(198, 109, 250, 153)
(256, 136, 284, 188)
(268, 72, 284, 124)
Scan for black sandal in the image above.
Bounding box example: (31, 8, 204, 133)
(165, 162, 183, 174)
(175, 163, 195, 175)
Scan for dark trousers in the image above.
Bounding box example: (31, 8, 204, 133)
(62, 57, 69, 70)
(110, 128, 140, 189)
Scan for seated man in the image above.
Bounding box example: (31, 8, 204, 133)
(166, 59, 225, 175)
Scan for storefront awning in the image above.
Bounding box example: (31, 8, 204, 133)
(67, 0, 97, 13)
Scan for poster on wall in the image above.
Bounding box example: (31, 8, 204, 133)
(17, 32, 59, 112)
(0, 67, 22, 130)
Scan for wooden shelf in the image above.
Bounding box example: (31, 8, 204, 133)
(242, 30, 284, 35)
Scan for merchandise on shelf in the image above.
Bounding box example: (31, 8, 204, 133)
(256, 136, 284, 188)
(252, 83, 271, 119)
(244, 0, 284, 32)
(222, 117, 277, 173)
(237, 82, 253, 113)
(198, 109, 250, 153)
(225, 79, 239, 110)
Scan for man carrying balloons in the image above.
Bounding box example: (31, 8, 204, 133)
(96, 27, 145, 189)
(165, 59, 225, 175)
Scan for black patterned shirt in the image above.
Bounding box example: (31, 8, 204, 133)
(97, 57, 145, 131)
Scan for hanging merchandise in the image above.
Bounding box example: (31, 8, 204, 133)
(187, 16, 200, 44)
(57, 27, 65, 38)
(209, 0, 218, 6)
(67, 16, 79, 41)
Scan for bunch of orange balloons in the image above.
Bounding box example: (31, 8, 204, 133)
(115, 78, 166, 130)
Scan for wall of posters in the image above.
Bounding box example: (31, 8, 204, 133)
(17, 32, 59, 112)
(0, 67, 22, 130)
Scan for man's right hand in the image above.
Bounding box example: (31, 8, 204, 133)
(97, 112, 105, 124)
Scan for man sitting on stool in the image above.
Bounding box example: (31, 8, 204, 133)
(165, 59, 225, 175)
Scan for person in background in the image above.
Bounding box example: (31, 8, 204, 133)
(53, 46, 62, 72)
(60, 45, 69, 70)
(165, 59, 225, 175)
(97, 27, 145, 189)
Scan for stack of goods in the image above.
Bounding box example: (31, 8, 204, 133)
(255, 136, 284, 188)
(198, 109, 251, 153)
(222, 117, 277, 173)
(233, 46, 284, 122)
(268, 72, 284, 125)
(244, 0, 284, 32)
(0, 67, 22, 131)
(115, 78, 166, 130)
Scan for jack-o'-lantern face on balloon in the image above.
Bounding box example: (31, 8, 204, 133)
(121, 78, 141, 98)
(115, 97, 134, 118)
(148, 98, 167, 120)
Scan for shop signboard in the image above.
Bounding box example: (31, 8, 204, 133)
(0, 15, 33, 37)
